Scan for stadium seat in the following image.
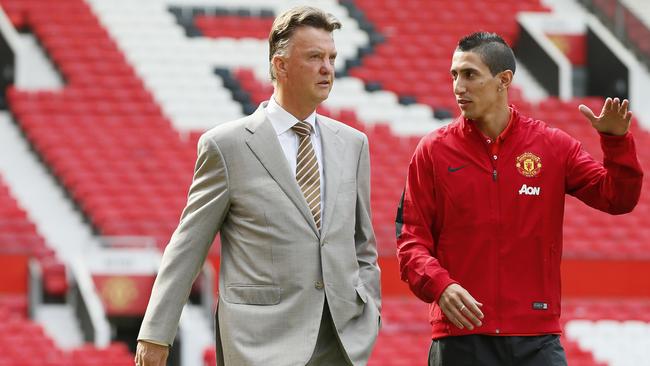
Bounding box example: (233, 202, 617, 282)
(0, 303, 133, 365)
(0, 178, 68, 298)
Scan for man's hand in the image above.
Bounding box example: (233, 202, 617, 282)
(135, 340, 169, 366)
(579, 97, 633, 136)
(438, 284, 484, 330)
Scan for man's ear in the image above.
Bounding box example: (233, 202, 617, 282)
(272, 55, 287, 79)
(498, 70, 513, 90)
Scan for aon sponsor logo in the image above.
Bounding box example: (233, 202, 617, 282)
(518, 184, 541, 196)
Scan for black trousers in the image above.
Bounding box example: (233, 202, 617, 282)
(306, 299, 350, 365)
(429, 335, 567, 366)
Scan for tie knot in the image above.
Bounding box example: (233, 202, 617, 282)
(292, 121, 312, 137)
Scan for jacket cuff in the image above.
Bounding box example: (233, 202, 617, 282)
(599, 130, 632, 148)
(138, 338, 170, 347)
(431, 277, 459, 303)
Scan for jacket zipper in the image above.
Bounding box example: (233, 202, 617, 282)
(490, 153, 501, 334)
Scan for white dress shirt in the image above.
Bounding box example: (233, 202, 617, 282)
(264, 96, 325, 216)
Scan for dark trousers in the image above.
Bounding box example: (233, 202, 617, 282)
(429, 335, 567, 366)
(306, 300, 350, 365)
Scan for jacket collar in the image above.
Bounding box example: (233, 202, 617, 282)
(460, 105, 520, 142)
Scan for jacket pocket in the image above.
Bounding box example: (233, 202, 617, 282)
(355, 284, 369, 304)
(224, 285, 282, 305)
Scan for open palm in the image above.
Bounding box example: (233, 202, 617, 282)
(579, 97, 632, 136)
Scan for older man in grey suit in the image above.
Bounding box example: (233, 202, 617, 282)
(135, 6, 381, 366)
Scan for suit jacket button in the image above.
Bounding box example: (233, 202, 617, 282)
(314, 281, 324, 290)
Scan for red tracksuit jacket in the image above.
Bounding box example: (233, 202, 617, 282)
(396, 107, 643, 339)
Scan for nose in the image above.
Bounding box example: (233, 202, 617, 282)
(454, 79, 466, 96)
(320, 58, 334, 75)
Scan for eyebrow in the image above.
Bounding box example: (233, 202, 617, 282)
(307, 47, 335, 53)
(450, 66, 479, 74)
(305, 49, 337, 59)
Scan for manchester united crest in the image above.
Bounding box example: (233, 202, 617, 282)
(516, 152, 542, 177)
(100, 276, 138, 311)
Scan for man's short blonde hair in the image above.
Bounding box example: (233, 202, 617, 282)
(268, 6, 341, 81)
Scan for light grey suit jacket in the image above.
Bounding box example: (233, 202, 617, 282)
(138, 102, 381, 365)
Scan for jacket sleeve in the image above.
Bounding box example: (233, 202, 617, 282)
(565, 131, 643, 214)
(396, 137, 457, 304)
(355, 134, 382, 312)
(138, 133, 231, 345)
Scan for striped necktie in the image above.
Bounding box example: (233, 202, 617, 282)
(292, 121, 321, 231)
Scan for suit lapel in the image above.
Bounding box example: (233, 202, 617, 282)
(245, 105, 320, 236)
(318, 116, 346, 240)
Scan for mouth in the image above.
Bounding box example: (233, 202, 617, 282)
(317, 80, 331, 87)
(457, 99, 471, 108)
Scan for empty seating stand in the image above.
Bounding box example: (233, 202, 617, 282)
(0, 304, 134, 366)
(350, 0, 548, 113)
(0, 178, 67, 298)
(194, 14, 274, 39)
(1, 0, 199, 250)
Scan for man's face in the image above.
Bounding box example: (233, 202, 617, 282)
(450, 51, 501, 121)
(280, 26, 337, 106)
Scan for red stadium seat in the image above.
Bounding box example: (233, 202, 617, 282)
(350, 0, 549, 111)
(0, 178, 67, 297)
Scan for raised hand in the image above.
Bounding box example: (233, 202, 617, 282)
(578, 97, 633, 136)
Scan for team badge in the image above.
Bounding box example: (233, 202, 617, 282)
(516, 152, 542, 177)
(100, 276, 138, 310)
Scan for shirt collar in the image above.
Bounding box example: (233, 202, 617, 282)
(495, 106, 515, 143)
(265, 96, 318, 136)
(462, 105, 518, 142)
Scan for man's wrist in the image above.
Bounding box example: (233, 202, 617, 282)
(139, 339, 170, 347)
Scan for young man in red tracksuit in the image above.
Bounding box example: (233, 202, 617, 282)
(396, 32, 643, 365)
